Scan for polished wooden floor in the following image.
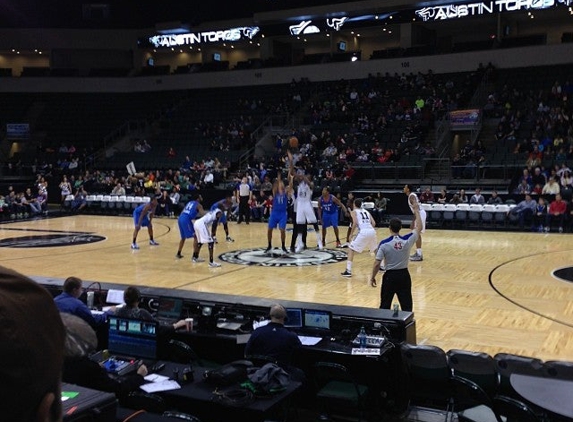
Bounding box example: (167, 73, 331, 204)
(1, 214, 572, 362)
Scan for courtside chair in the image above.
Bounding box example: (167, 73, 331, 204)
(442, 204, 456, 228)
(481, 204, 496, 228)
(162, 411, 202, 421)
(493, 395, 542, 422)
(468, 204, 483, 228)
(430, 203, 444, 227)
(400, 343, 453, 419)
(544, 360, 573, 380)
(446, 349, 498, 398)
(123, 391, 167, 414)
(312, 361, 370, 422)
(493, 353, 548, 419)
(451, 375, 503, 422)
(166, 339, 220, 370)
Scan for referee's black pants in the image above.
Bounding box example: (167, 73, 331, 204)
(238, 196, 250, 224)
(379, 268, 413, 312)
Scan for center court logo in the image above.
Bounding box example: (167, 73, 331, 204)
(219, 248, 347, 267)
(0, 234, 106, 248)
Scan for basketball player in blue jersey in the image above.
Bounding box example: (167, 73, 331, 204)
(209, 194, 234, 243)
(131, 196, 159, 250)
(404, 184, 426, 261)
(265, 171, 293, 254)
(175, 193, 205, 260)
(318, 187, 348, 248)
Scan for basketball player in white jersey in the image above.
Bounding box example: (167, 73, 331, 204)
(341, 198, 378, 277)
(404, 184, 426, 261)
(193, 206, 223, 267)
(288, 151, 323, 252)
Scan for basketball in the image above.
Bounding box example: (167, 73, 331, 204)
(289, 136, 299, 149)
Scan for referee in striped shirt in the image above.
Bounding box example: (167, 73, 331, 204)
(370, 206, 421, 312)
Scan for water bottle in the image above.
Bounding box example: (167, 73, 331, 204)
(393, 303, 400, 317)
(358, 326, 367, 349)
(87, 291, 94, 309)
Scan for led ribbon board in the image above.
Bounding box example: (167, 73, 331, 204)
(149, 26, 260, 47)
(416, 0, 572, 21)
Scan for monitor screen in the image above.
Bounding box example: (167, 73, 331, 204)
(107, 316, 158, 360)
(157, 296, 183, 319)
(303, 309, 331, 330)
(213, 53, 221, 62)
(338, 41, 347, 51)
(284, 308, 303, 329)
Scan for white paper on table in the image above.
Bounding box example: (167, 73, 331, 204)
(298, 335, 322, 346)
(105, 289, 125, 304)
(144, 374, 170, 383)
(140, 380, 181, 393)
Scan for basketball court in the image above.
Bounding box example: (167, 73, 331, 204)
(1, 213, 572, 361)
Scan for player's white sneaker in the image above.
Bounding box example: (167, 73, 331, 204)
(295, 242, 304, 253)
(131, 243, 139, 250)
(409, 253, 423, 261)
(192, 257, 205, 263)
(209, 261, 222, 268)
(149, 240, 159, 246)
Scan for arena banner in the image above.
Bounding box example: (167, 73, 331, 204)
(449, 109, 480, 128)
(6, 123, 30, 140)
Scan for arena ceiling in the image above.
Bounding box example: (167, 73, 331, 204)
(0, 0, 407, 29)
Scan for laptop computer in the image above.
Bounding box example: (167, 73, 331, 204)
(91, 316, 158, 375)
(62, 383, 117, 422)
(155, 296, 183, 326)
(284, 308, 303, 329)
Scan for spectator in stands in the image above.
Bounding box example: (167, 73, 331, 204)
(560, 170, 572, 189)
(0, 265, 65, 422)
(61, 313, 148, 399)
(250, 194, 264, 221)
(368, 192, 388, 225)
(508, 194, 536, 229)
(450, 194, 462, 204)
(470, 188, 485, 205)
(458, 189, 469, 203)
(203, 169, 215, 188)
(35, 186, 48, 216)
(451, 153, 464, 178)
(420, 187, 434, 203)
(436, 188, 448, 204)
(514, 178, 532, 195)
(545, 193, 567, 233)
(487, 190, 503, 205)
(526, 144, 543, 168)
(156, 189, 172, 217)
(542, 177, 561, 195)
(533, 197, 547, 232)
(531, 167, 547, 188)
(71, 187, 88, 212)
(54, 276, 106, 329)
(111, 182, 125, 196)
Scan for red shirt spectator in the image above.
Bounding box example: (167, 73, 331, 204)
(548, 195, 567, 215)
